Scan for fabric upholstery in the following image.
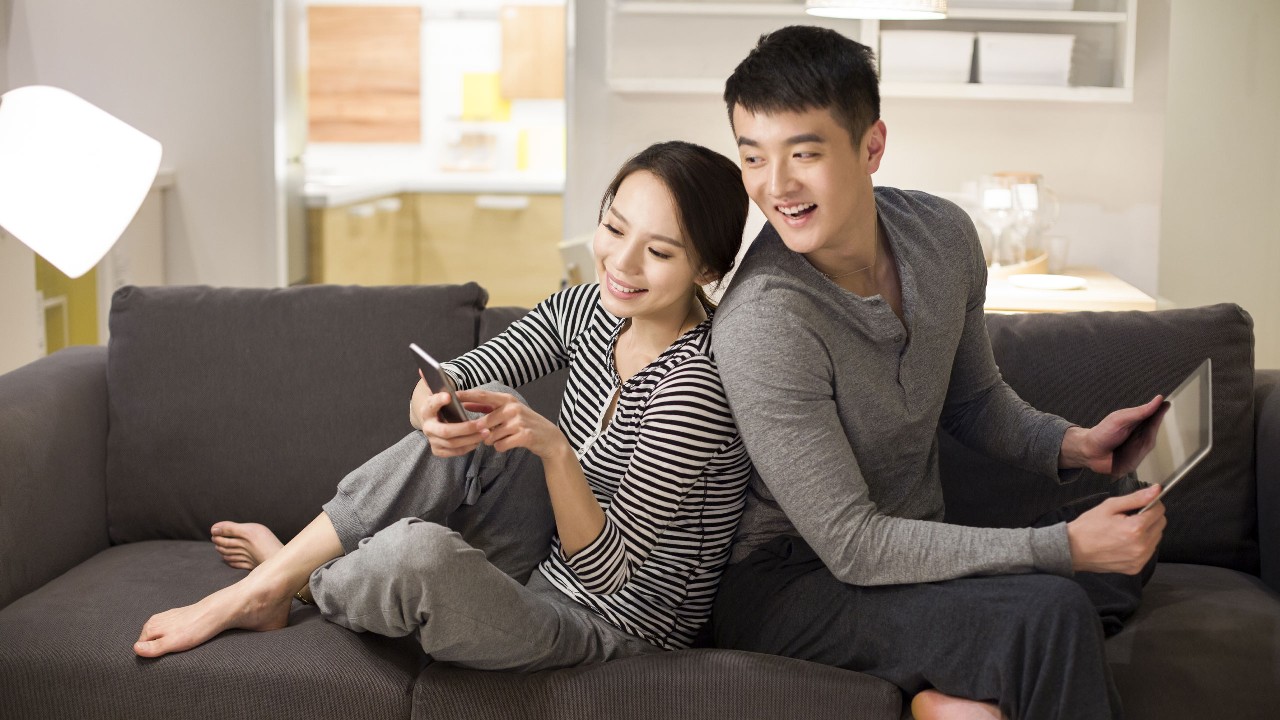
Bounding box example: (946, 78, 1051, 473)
(0, 540, 424, 720)
(939, 304, 1258, 572)
(415, 648, 902, 720)
(3, 285, 1272, 720)
(0, 346, 110, 610)
(1105, 563, 1280, 720)
(1256, 369, 1280, 593)
(105, 283, 486, 545)
(479, 305, 569, 422)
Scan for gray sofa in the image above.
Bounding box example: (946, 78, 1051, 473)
(0, 283, 1275, 720)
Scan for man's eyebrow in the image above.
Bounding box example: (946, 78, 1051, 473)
(736, 133, 826, 147)
(787, 132, 825, 145)
(608, 207, 682, 247)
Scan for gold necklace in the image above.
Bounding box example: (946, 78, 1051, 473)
(820, 228, 880, 282)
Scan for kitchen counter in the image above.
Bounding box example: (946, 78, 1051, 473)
(985, 266, 1158, 313)
(303, 170, 564, 208)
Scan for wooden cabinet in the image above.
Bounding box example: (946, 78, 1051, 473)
(307, 195, 416, 286)
(412, 193, 563, 308)
(307, 5, 422, 143)
(500, 4, 566, 99)
(307, 192, 564, 308)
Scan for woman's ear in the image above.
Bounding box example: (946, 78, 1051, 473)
(695, 267, 720, 287)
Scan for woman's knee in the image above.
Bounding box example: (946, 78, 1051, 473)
(476, 382, 528, 406)
(376, 518, 471, 578)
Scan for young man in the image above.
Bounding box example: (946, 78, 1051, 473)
(709, 26, 1166, 720)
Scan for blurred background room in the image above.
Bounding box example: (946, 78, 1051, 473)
(1, 0, 1276, 374)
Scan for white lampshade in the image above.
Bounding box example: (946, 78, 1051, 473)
(805, 0, 947, 20)
(0, 86, 162, 279)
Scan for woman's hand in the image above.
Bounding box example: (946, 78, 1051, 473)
(412, 377, 486, 457)
(460, 388, 572, 460)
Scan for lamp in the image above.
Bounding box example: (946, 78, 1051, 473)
(805, 0, 947, 20)
(0, 86, 162, 279)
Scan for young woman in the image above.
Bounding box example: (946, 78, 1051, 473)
(133, 141, 753, 671)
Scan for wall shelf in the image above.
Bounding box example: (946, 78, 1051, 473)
(616, 2, 806, 16)
(606, 0, 1137, 103)
(880, 81, 1132, 102)
(945, 9, 1125, 23)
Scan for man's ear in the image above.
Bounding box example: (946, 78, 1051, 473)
(864, 120, 887, 174)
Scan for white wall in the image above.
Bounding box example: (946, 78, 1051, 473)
(567, 1, 1171, 296)
(1158, 0, 1280, 369)
(0, 233, 40, 375)
(5, 0, 283, 288)
(0, 0, 40, 375)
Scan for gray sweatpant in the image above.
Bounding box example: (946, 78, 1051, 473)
(308, 390, 661, 671)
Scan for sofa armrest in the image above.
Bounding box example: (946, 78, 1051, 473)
(0, 346, 111, 610)
(1257, 369, 1280, 594)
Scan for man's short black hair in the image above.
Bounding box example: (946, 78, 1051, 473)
(724, 25, 880, 145)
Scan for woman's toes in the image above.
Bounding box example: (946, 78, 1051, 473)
(208, 521, 284, 567)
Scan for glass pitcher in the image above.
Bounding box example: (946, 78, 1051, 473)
(994, 171, 1059, 266)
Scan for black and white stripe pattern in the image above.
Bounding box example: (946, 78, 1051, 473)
(444, 283, 751, 650)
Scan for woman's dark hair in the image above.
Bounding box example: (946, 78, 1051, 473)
(724, 25, 880, 145)
(597, 141, 748, 307)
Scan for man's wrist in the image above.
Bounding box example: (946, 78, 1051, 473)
(1058, 426, 1089, 469)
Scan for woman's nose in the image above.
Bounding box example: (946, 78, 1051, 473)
(612, 238, 644, 273)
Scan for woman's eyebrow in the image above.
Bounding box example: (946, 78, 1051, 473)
(609, 206, 682, 247)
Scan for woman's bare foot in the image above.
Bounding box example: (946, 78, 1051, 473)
(133, 575, 292, 658)
(211, 521, 284, 570)
(911, 689, 1005, 720)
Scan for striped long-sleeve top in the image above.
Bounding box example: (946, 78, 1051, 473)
(442, 283, 751, 650)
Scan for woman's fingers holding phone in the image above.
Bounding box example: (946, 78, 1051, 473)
(420, 392, 484, 456)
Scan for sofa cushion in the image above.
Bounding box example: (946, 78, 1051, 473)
(416, 648, 902, 720)
(106, 283, 486, 545)
(1105, 563, 1280, 719)
(0, 540, 424, 720)
(939, 304, 1258, 573)
(479, 305, 570, 423)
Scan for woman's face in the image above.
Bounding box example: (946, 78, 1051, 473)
(593, 170, 705, 324)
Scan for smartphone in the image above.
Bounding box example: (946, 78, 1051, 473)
(409, 343, 467, 423)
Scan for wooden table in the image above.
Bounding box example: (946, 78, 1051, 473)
(985, 266, 1157, 314)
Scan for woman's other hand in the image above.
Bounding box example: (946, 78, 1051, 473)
(461, 389, 571, 460)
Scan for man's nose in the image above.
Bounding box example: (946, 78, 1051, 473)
(769, 162, 795, 198)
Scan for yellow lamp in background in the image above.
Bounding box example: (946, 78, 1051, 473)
(0, 86, 162, 279)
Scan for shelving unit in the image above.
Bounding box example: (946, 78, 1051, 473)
(606, 0, 1137, 102)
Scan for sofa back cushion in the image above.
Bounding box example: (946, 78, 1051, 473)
(939, 304, 1258, 573)
(106, 284, 485, 545)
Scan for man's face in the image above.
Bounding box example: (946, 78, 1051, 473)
(731, 105, 884, 257)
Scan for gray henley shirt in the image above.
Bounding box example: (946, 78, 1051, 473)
(711, 186, 1077, 586)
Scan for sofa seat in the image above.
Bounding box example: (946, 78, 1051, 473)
(1107, 563, 1280, 719)
(0, 540, 424, 720)
(417, 647, 903, 720)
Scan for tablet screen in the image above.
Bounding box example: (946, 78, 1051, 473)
(1135, 358, 1213, 500)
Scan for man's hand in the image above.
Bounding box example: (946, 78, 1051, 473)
(462, 388, 571, 460)
(1067, 485, 1165, 574)
(1059, 395, 1165, 474)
